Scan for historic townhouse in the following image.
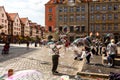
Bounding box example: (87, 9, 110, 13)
(36, 25, 41, 38)
(0, 6, 43, 43)
(20, 17, 30, 37)
(89, 0, 120, 42)
(0, 6, 9, 35)
(29, 22, 38, 38)
(7, 13, 21, 42)
(45, 0, 120, 42)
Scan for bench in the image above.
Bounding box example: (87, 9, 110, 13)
(102, 54, 120, 66)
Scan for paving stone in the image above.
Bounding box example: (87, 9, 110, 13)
(0, 44, 83, 79)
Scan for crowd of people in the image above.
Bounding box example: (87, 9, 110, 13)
(1, 35, 119, 76)
(47, 35, 119, 75)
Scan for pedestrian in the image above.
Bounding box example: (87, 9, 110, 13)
(35, 41, 37, 47)
(2, 42, 10, 54)
(83, 36, 92, 52)
(51, 43, 61, 74)
(102, 47, 107, 56)
(26, 41, 29, 49)
(99, 43, 102, 55)
(74, 48, 86, 61)
(85, 49, 93, 64)
(107, 39, 117, 67)
(95, 45, 99, 55)
(91, 46, 96, 55)
(73, 50, 81, 60)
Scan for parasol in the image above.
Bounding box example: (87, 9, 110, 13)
(6, 70, 43, 80)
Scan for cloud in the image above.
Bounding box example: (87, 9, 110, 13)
(0, 0, 49, 26)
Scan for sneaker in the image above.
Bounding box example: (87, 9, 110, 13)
(79, 58, 83, 61)
(52, 71, 59, 74)
(108, 63, 113, 67)
(55, 71, 59, 73)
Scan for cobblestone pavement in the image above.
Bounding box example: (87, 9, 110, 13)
(0, 44, 84, 80)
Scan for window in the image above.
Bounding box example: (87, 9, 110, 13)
(96, 14, 100, 20)
(81, 15, 85, 20)
(108, 14, 112, 20)
(90, 25, 94, 32)
(114, 4, 119, 10)
(102, 14, 106, 20)
(70, 16, 74, 22)
(108, 5, 112, 10)
(48, 15, 52, 21)
(2, 19, 4, 23)
(91, 15, 94, 21)
(59, 15, 62, 21)
(48, 26, 52, 32)
(70, 26, 74, 32)
(102, 5, 106, 11)
(49, 8, 52, 12)
(102, 24, 106, 31)
(2, 13, 4, 17)
(64, 7, 67, 12)
(96, 5, 100, 11)
(76, 7, 80, 12)
(96, 24, 100, 31)
(81, 26, 85, 32)
(64, 15, 67, 22)
(69, 7, 74, 12)
(90, 5, 94, 11)
(108, 24, 112, 30)
(114, 24, 118, 30)
(59, 7, 62, 12)
(114, 14, 118, 20)
(81, 5, 85, 12)
(76, 15, 80, 22)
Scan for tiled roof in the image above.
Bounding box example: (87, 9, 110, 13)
(20, 18, 28, 24)
(8, 13, 18, 21)
(30, 23, 37, 28)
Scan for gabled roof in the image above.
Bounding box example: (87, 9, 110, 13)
(20, 18, 28, 24)
(0, 6, 9, 20)
(29, 22, 37, 28)
(8, 13, 18, 21)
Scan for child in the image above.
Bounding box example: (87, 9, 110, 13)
(102, 47, 107, 56)
(74, 48, 86, 60)
(74, 50, 81, 60)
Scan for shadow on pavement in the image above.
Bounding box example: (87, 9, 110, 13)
(81, 55, 120, 74)
(53, 72, 75, 79)
(0, 45, 38, 63)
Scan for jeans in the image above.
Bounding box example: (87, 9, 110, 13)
(86, 54, 91, 64)
(52, 55, 59, 72)
(107, 54, 116, 67)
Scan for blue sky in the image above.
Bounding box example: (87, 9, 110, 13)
(0, 0, 49, 26)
